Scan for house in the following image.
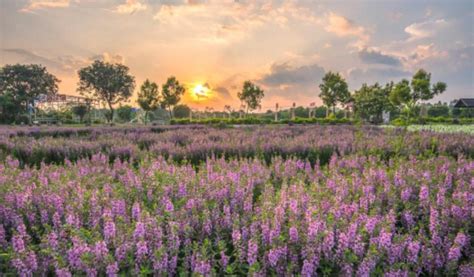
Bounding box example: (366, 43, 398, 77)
(453, 98, 474, 108)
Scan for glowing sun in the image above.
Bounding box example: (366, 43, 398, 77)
(192, 84, 210, 100)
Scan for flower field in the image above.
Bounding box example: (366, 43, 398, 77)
(0, 126, 473, 276)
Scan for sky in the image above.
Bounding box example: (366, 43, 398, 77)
(1, 0, 473, 111)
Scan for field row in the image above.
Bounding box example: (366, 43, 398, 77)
(1, 154, 473, 275)
(1, 126, 473, 167)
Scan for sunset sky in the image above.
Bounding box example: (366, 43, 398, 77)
(1, 0, 473, 111)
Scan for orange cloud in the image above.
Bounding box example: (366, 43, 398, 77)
(20, 0, 72, 13)
(324, 12, 369, 49)
(114, 0, 147, 14)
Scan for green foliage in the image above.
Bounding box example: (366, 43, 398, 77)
(452, 107, 474, 118)
(116, 105, 134, 122)
(389, 69, 447, 121)
(71, 104, 89, 123)
(389, 79, 411, 106)
(294, 106, 309, 118)
(427, 104, 450, 118)
(314, 106, 328, 118)
(353, 83, 393, 124)
(173, 104, 191, 119)
(0, 64, 59, 124)
(161, 76, 185, 119)
(77, 60, 135, 122)
(0, 93, 17, 124)
(237, 81, 264, 113)
(137, 79, 160, 124)
(319, 71, 350, 113)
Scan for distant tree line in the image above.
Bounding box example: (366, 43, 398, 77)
(1, 60, 471, 125)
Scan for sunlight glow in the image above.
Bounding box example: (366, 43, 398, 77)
(192, 83, 210, 100)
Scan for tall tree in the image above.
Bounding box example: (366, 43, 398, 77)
(389, 69, 446, 119)
(319, 71, 350, 115)
(353, 83, 393, 124)
(77, 60, 135, 123)
(161, 76, 185, 119)
(137, 79, 160, 124)
(238, 81, 264, 114)
(0, 64, 59, 123)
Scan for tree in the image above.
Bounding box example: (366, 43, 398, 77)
(314, 106, 328, 118)
(389, 69, 446, 120)
(161, 76, 185, 119)
(294, 106, 308, 118)
(71, 104, 88, 123)
(116, 105, 134, 122)
(0, 64, 59, 123)
(0, 93, 16, 124)
(427, 103, 449, 117)
(319, 72, 350, 115)
(137, 79, 160, 124)
(77, 60, 135, 123)
(353, 83, 393, 124)
(173, 104, 191, 119)
(238, 81, 264, 114)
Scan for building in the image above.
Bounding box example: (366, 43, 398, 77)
(453, 98, 474, 108)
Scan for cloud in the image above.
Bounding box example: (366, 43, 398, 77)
(404, 19, 447, 40)
(2, 48, 87, 73)
(90, 52, 125, 64)
(19, 0, 72, 13)
(348, 67, 411, 87)
(324, 12, 369, 48)
(214, 86, 232, 99)
(402, 43, 448, 69)
(259, 62, 325, 87)
(152, 1, 321, 44)
(114, 0, 147, 14)
(358, 48, 401, 66)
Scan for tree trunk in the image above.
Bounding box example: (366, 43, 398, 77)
(144, 111, 148, 125)
(168, 107, 173, 119)
(107, 102, 114, 124)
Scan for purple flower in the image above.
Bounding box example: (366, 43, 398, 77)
(419, 185, 429, 204)
(94, 240, 109, 260)
(407, 240, 420, 263)
(378, 230, 392, 251)
(247, 240, 258, 265)
(136, 241, 148, 261)
(12, 234, 25, 253)
(133, 221, 146, 240)
(289, 226, 299, 243)
(104, 220, 116, 241)
(301, 259, 315, 277)
(132, 202, 141, 220)
(106, 262, 119, 277)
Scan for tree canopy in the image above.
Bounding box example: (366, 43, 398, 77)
(173, 104, 191, 119)
(353, 82, 393, 124)
(137, 79, 161, 124)
(71, 104, 89, 123)
(0, 64, 59, 123)
(390, 69, 446, 107)
(161, 76, 185, 118)
(77, 60, 135, 122)
(238, 81, 264, 114)
(319, 72, 350, 114)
